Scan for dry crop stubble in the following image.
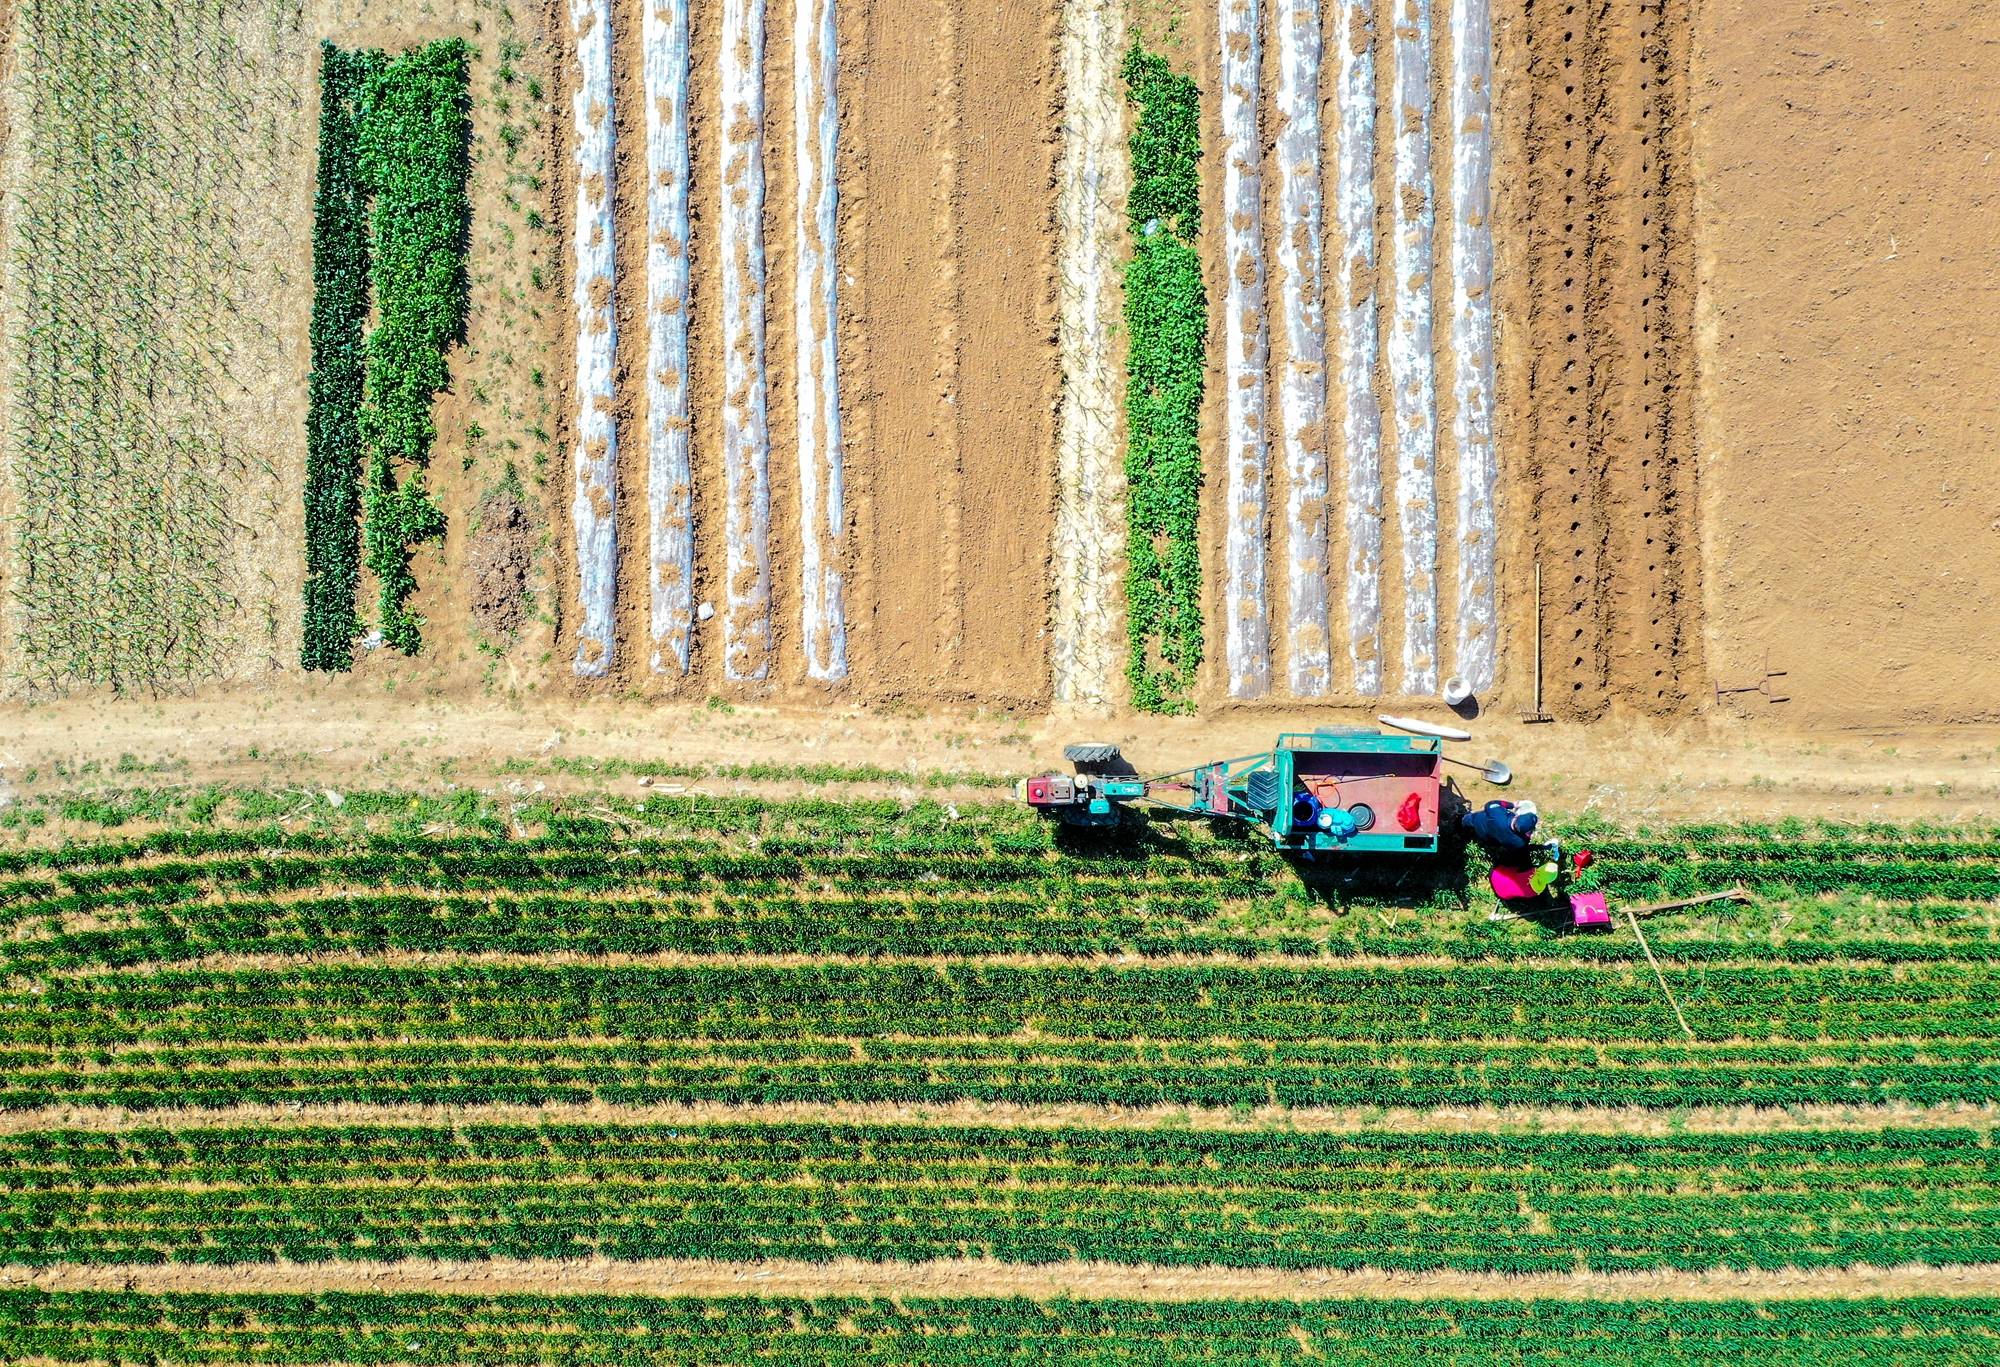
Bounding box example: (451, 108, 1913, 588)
(4, 0, 306, 694)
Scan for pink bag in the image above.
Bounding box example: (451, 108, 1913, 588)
(1569, 891, 1612, 929)
(1488, 865, 1538, 901)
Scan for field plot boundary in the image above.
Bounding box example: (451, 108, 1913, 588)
(11, 1257, 2000, 1303)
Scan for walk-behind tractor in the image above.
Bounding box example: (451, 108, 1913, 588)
(1017, 729, 1444, 855)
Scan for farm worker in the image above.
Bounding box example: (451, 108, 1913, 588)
(1460, 799, 1540, 869)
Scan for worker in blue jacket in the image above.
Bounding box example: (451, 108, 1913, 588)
(1460, 799, 1541, 869)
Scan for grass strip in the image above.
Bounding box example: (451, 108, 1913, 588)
(356, 39, 473, 653)
(1121, 47, 1206, 713)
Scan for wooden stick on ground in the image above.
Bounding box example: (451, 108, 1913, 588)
(1625, 909, 1695, 1042)
(1624, 886, 1752, 919)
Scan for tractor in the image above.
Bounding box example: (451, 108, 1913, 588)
(1016, 728, 1445, 856)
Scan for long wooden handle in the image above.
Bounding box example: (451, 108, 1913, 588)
(1626, 908, 1696, 1042)
(1532, 562, 1543, 711)
(1624, 886, 1752, 918)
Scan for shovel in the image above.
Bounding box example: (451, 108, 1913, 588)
(1442, 755, 1512, 786)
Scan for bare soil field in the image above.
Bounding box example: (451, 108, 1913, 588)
(1693, 1, 2000, 729)
(0, 0, 1988, 735)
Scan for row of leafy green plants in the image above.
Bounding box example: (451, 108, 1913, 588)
(7, 808, 2000, 904)
(6, 1034, 1991, 1112)
(1121, 49, 1206, 712)
(6, 883, 1998, 980)
(6, 1291, 1996, 1366)
(301, 46, 378, 670)
(4, 1122, 1990, 1273)
(4, 783, 1995, 855)
(4, 841, 1997, 982)
(302, 40, 471, 667)
(12, 958, 1995, 1057)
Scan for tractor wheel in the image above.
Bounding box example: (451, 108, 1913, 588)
(1064, 742, 1121, 770)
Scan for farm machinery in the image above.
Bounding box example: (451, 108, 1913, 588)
(1017, 729, 1445, 855)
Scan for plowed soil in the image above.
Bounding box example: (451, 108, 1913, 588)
(843, 0, 1061, 703)
(1505, 0, 1701, 723)
(1692, 0, 2000, 727)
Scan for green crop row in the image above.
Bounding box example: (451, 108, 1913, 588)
(10, 960, 1995, 1062)
(10, 787, 2000, 876)
(301, 44, 383, 672)
(9, 885, 1999, 982)
(10, 813, 2000, 968)
(356, 40, 473, 653)
(7, 1291, 1997, 1366)
(4, 1122, 1990, 1273)
(1122, 48, 1206, 713)
(0, 795, 1072, 872)
(6, 1034, 1994, 1113)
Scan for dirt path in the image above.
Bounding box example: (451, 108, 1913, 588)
(10, 1256, 1997, 1302)
(0, 691, 1990, 825)
(1, 1098, 1982, 1137)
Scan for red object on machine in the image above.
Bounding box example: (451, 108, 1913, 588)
(1396, 792, 1422, 831)
(1024, 775, 1073, 806)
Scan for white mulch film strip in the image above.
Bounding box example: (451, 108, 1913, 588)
(569, 0, 620, 678)
(1050, 0, 1126, 711)
(1388, 0, 1438, 695)
(1450, 0, 1497, 692)
(720, 0, 774, 681)
(1334, 0, 1382, 696)
(795, 0, 848, 681)
(1220, 0, 1270, 699)
(645, 0, 695, 675)
(1275, 0, 1329, 695)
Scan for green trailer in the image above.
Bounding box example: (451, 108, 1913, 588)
(1018, 729, 1446, 855)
